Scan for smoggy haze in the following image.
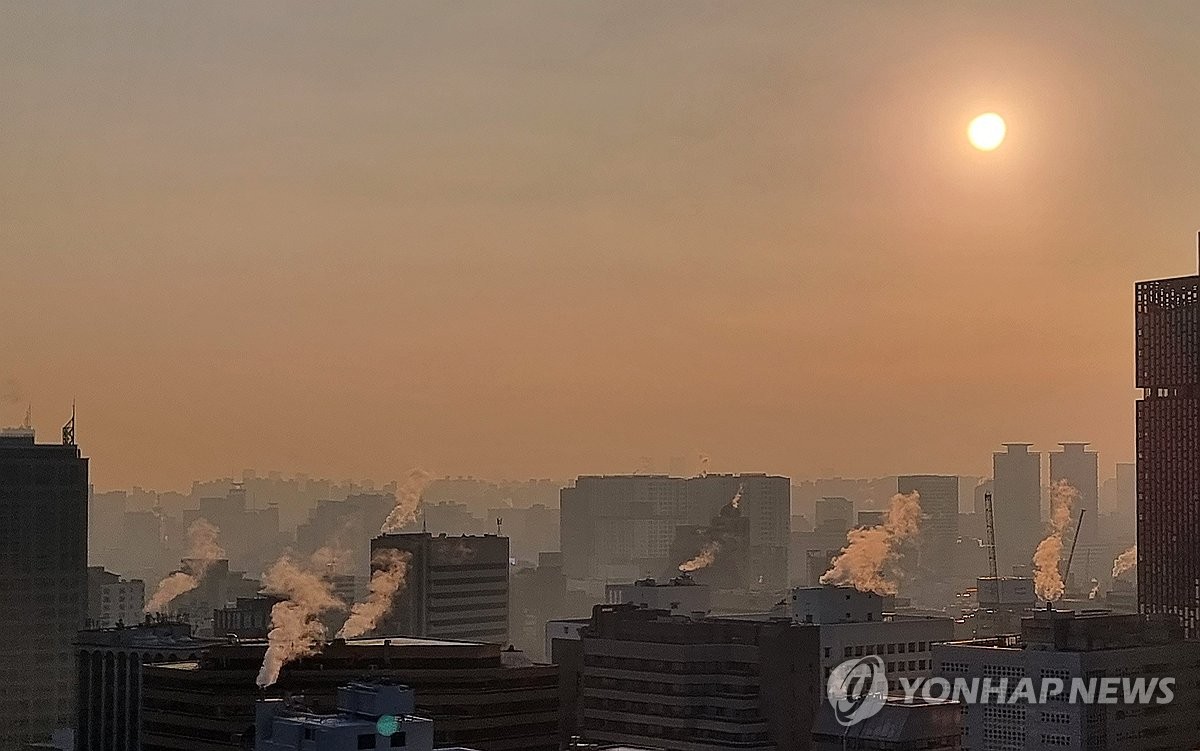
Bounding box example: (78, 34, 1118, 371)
(4, 2, 1200, 489)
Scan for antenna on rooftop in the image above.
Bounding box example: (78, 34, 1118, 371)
(61, 401, 75, 446)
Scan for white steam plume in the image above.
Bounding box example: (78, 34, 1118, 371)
(337, 548, 412, 639)
(1032, 481, 1078, 602)
(381, 469, 432, 533)
(679, 541, 721, 573)
(255, 556, 344, 688)
(1112, 545, 1137, 579)
(820, 491, 922, 596)
(144, 518, 225, 613)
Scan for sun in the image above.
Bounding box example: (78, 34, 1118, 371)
(967, 113, 1006, 151)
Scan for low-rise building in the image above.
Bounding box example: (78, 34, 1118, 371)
(141, 636, 557, 751)
(556, 603, 821, 750)
(604, 574, 710, 615)
(789, 586, 956, 693)
(812, 696, 961, 750)
(86, 567, 146, 628)
(256, 683, 437, 751)
(76, 620, 224, 751)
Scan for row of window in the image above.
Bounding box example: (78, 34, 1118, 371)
(836, 640, 930, 659)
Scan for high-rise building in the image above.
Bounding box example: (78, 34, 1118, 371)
(141, 637, 558, 751)
(897, 475, 959, 576)
(687, 474, 791, 590)
(934, 610, 1200, 750)
(553, 603, 820, 751)
(1136, 265, 1200, 636)
(992, 444, 1042, 575)
(373, 533, 509, 644)
(560, 475, 688, 582)
(559, 473, 790, 590)
(1049, 443, 1098, 544)
(0, 421, 88, 747)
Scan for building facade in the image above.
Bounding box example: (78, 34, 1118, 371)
(934, 609, 1200, 750)
(1135, 268, 1200, 636)
(788, 586, 955, 695)
(560, 475, 689, 582)
(992, 444, 1042, 576)
(811, 696, 961, 750)
(0, 423, 88, 748)
(373, 533, 510, 644)
(77, 620, 222, 751)
(87, 566, 146, 628)
(141, 637, 557, 751)
(896, 475, 959, 576)
(255, 683, 437, 751)
(557, 603, 820, 751)
(1048, 443, 1098, 545)
(560, 474, 790, 590)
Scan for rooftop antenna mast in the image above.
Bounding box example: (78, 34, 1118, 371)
(61, 401, 75, 446)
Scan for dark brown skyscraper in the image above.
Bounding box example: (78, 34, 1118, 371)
(1136, 259, 1200, 637)
(0, 418, 88, 747)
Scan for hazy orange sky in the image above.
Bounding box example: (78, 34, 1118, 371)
(5, 2, 1200, 490)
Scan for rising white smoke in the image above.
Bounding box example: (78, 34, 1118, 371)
(675, 485, 743, 573)
(255, 556, 344, 688)
(820, 491, 922, 596)
(337, 548, 412, 639)
(144, 518, 225, 613)
(1032, 481, 1078, 602)
(679, 541, 721, 573)
(381, 469, 432, 533)
(730, 483, 743, 510)
(1112, 545, 1137, 579)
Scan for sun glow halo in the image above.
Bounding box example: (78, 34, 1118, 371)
(967, 113, 1006, 151)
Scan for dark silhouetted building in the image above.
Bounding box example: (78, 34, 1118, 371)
(1136, 266, 1200, 636)
(373, 533, 509, 644)
(141, 637, 557, 751)
(0, 422, 88, 748)
(812, 696, 961, 750)
(76, 620, 222, 751)
(554, 603, 820, 750)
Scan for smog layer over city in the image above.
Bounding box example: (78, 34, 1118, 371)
(3, 3, 1200, 751)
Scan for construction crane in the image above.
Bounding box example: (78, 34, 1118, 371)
(1063, 508, 1087, 593)
(983, 492, 999, 602)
